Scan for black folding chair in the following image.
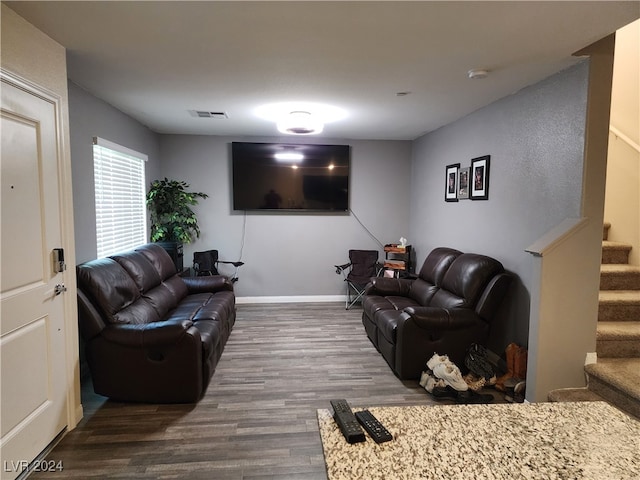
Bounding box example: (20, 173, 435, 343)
(193, 250, 244, 283)
(335, 249, 382, 309)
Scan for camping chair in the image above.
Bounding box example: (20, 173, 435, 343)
(335, 249, 382, 309)
(193, 250, 244, 283)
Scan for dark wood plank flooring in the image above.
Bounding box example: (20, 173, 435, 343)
(31, 303, 470, 479)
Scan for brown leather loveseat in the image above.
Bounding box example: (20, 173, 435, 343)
(76, 243, 235, 403)
(363, 247, 511, 380)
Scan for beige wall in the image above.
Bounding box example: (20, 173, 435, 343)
(605, 19, 640, 265)
(1, 3, 82, 426)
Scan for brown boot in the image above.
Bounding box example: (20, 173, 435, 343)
(513, 346, 527, 381)
(494, 343, 518, 392)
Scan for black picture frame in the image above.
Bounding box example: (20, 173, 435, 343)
(445, 163, 459, 202)
(470, 155, 490, 200)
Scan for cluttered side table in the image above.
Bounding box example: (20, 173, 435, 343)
(383, 244, 414, 277)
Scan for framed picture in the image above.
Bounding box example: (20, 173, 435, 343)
(470, 155, 490, 200)
(445, 163, 459, 202)
(458, 166, 470, 200)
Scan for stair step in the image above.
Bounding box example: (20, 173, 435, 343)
(585, 358, 640, 419)
(603, 222, 611, 241)
(601, 241, 632, 264)
(599, 290, 640, 322)
(548, 387, 604, 403)
(596, 321, 640, 357)
(600, 264, 640, 290)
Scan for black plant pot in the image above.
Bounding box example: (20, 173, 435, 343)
(155, 241, 184, 272)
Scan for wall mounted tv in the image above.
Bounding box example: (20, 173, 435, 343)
(232, 142, 350, 212)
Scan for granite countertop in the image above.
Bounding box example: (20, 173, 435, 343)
(317, 401, 639, 480)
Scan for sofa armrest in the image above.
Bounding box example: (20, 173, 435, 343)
(365, 277, 413, 296)
(402, 306, 482, 331)
(101, 319, 196, 348)
(182, 275, 234, 293)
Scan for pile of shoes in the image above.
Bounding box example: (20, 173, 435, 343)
(420, 353, 494, 404)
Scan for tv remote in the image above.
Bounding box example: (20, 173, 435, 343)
(330, 399, 365, 444)
(355, 409, 393, 443)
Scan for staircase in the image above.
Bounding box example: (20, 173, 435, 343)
(549, 222, 640, 418)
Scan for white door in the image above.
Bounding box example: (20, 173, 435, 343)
(1, 75, 68, 479)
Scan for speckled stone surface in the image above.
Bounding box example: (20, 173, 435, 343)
(317, 401, 639, 480)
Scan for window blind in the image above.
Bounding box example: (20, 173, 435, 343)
(93, 137, 147, 258)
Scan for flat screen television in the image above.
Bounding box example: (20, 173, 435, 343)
(232, 142, 350, 212)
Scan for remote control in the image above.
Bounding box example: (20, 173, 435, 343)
(330, 399, 365, 444)
(355, 409, 393, 443)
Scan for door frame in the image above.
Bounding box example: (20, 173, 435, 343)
(1, 68, 83, 433)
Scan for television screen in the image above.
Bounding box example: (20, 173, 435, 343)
(232, 142, 350, 212)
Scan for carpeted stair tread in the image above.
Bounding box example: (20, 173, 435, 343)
(600, 264, 640, 290)
(599, 290, 640, 322)
(602, 241, 633, 250)
(597, 321, 640, 340)
(596, 322, 640, 357)
(599, 290, 640, 304)
(601, 241, 632, 264)
(548, 387, 604, 403)
(585, 358, 640, 402)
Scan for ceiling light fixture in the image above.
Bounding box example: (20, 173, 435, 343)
(277, 111, 323, 135)
(255, 102, 347, 136)
(468, 69, 489, 80)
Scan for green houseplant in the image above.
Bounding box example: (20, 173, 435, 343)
(146, 178, 208, 244)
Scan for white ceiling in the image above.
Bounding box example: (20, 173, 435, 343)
(6, 1, 639, 140)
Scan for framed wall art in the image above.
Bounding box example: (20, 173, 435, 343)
(458, 166, 470, 200)
(445, 163, 459, 202)
(470, 155, 490, 200)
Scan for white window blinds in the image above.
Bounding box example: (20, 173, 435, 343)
(93, 137, 148, 258)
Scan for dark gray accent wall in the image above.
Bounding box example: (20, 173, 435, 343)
(158, 135, 412, 298)
(68, 81, 161, 263)
(409, 60, 589, 352)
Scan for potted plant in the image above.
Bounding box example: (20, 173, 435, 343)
(146, 178, 208, 270)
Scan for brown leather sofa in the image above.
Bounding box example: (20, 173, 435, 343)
(363, 247, 511, 380)
(76, 243, 235, 403)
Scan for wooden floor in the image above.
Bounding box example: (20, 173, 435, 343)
(32, 303, 462, 479)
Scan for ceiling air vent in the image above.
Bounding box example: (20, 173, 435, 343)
(188, 110, 228, 119)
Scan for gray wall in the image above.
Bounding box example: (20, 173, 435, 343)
(409, 60, 589, 352)
(158, 135, 412, 298)
(68, 81, 161, 263)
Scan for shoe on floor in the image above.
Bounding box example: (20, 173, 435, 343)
(465, 350, 495, 380)
(426, 353, 453, 371)
(463, 372, 486, 391)
(432, 362, 468, 391)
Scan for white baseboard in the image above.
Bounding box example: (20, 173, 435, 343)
(585, 352, 597, 365)
(236, 295, 345, 304)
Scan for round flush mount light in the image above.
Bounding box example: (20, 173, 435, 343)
(468, 69, 489, 79)
(277, 111, 323, 135)
(255, 102, 347, 135)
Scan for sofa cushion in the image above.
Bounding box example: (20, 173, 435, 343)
(431, 254, 504, 309)
(163, 275, 189, 302)
(111, 251, 161, 292)
(417, 247, 461, 284)
(143, 283, 179, 318)
(363, 295, 395, 321)
(194, 291, 235, 323)
(77, 258, 141, 324)
(113, 298, 161, 325)
(136, 243, 177, 281)
(408, 278, 439, 306)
